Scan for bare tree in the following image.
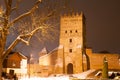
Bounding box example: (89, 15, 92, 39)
(0, 0, 42, 79)
(0, 0, 69, 79)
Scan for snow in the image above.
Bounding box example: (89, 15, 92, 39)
(73, 69, 95, 79)
(19, 69, 95, 80)
(58, 45, 63, 49)
(77, 44, 82, 48)
(20, 76, 69, 80)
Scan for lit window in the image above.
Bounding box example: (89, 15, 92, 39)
(12, 62, 16, 67)
(69, 49, 72, 53)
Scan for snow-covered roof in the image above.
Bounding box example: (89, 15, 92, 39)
(39, 47, 48, 57)
(7, 52, 27, 59)
(40, 47, 48, 53)
(18, 52, 27, 59)
(39, 45, 63, 59)
(58, 45, 63, 49)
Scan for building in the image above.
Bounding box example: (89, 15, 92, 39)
(39, 12, 120, 76)
(3, 52, 27, 78)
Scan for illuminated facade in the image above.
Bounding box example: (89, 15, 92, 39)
(56, 12, 86, 74)
(38, 13, 120, 76)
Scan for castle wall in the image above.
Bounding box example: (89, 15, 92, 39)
(39, 46, 65, 75)
(39, 49, 58, 76)
(86, 48, 120, 70)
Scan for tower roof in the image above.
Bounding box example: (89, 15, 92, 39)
(39, 47, 48, 57)
(41, 47, 47, 53)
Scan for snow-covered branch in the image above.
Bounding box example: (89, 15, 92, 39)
(2, 26, 43, 61)
(2, 36, 20, 61)
(17, 36, 29, 45)
(7, 0, 42, 29)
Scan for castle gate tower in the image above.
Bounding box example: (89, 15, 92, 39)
(58, 12, 86, 74)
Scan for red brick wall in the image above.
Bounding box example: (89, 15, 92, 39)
(86, 49, 120, 70)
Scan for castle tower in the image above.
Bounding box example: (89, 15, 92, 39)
(58, 12, 86, 74)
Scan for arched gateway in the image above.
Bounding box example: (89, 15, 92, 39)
(67, 63, 73, 74)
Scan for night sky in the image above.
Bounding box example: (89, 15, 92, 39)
(0, 0, 120, 58)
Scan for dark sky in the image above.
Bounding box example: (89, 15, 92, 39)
(0, 0, 120, 57)
(64, 0, 120, 53)
(74, 0, 120, 53)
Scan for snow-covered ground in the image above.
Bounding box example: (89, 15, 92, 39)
(20, 76, 69, 80)
(72, 69, 95, 79)
(19, 69, 95, 80)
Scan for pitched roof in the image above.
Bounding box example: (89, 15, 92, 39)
(18, 52, 27, 59)
(6, 52, 27, 59)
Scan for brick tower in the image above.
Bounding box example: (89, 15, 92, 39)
(58, 12, 86, 74)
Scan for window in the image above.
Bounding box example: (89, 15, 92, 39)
(70, 30, 72, 33)
(65, 30, 67, 33)
(69, 39, 72, 43)
(75, 30, 78, 33)
(69, 49, 72, 53)
(12, 62, 16, 67)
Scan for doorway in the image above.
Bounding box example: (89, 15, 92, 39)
(67, 63, 73, 74)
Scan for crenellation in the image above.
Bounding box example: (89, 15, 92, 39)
(61, 12, 83, 19)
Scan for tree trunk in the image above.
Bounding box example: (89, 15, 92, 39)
(0, 0, 42, 79)
(0, 37, 4, 80)
(0, 56, 3, 80)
